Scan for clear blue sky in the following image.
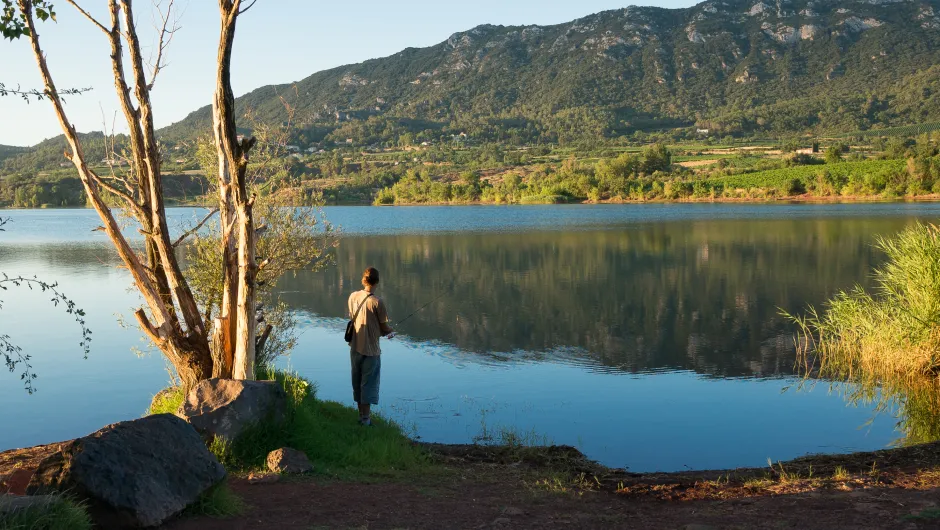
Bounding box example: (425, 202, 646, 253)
(0, 0, 696, 147)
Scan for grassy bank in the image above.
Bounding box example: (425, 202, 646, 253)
(0, 496, 92, 530)
(2, 369, 425, 528)
(148, 368, 429, 480)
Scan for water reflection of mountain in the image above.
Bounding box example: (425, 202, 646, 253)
(276, 218, 912, 378)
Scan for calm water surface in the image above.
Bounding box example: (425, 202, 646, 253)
(2, 204, 939, 471)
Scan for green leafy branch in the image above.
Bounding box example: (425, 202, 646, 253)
(2, 1, 91, 101)
(0, 217, 92, 394)
(1, 0, 54, 40)
(0, 82, 92, 102)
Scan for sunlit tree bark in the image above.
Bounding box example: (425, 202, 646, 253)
(212, 0, 258, 380)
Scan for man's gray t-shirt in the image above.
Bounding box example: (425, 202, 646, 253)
(348, 290, 392, 356)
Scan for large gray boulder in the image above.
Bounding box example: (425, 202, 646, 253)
(178, 378, 287, 441)
(26, 414, 226, 528)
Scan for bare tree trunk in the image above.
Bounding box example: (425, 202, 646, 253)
(214, 0, 258, 380)
(232, 201, 257, 379)
(214, 184, 238, 378)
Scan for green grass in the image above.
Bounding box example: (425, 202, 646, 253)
(742, 475, 774, 489)
(150, 368, 430, 479)
(183, 483, 245, 518)
(147, 386, 185, 416)
(832, 466, 850, 481)
(474, 422, 552, 448)
(705, 159, 906, 192)
(791, 223, 940, 382)
(768, 459, 797, 484)
(0, 496, 92, 530)
(672, 154, 737, 162)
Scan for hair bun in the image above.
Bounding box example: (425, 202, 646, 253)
(362, 267, 380, 286)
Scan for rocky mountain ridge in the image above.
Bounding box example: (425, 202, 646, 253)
(17, 0, 940, 150)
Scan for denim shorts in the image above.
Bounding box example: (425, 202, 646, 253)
(351, 352, 381, 405)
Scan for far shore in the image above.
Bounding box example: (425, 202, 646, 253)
(378, 193, 940, 206)
(5, 194, 940, 210)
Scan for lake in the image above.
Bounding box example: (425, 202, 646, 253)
(1, 203, 938, 472)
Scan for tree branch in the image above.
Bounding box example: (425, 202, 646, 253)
(238, 0, 257, 15)
(172, 208, 219, 248)
(147, 0, 179, 89)
(134, 308, 165, 344)
(18, 0, 175, 335)
(0, 83, 91, 101)
(65, 0, 111, 34)
(88, 171, 147, 218)
(255, 323, 272, 355)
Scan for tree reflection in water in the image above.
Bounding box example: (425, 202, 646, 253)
(274, 217, 913, 378)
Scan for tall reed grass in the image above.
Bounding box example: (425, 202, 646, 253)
(791, 223, 940, 384)
(788, 223, 940, 444)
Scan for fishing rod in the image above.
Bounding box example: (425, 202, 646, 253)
(393, 290, 450, 328)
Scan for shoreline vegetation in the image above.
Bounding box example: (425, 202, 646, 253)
(789, 222, 940, 447)
(3, 135, 939, 210)
(7, 193, 940, 210)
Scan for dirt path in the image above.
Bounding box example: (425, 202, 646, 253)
(168, 443, 940, 529)
(166, 472, 940, 529)
(677, 159, 719, 168)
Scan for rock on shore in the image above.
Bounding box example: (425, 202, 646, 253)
(26, 414, 226, 528)
(178, 378, 287, 441)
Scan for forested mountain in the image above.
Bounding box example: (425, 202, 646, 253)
(156, 0, 940, 145)
(1, 133, 113, 173)
(6, 0, 940, 171)
(0, 144, 27, 163)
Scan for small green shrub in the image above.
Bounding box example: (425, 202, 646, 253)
(183, 483, 245, 518)
(786, 178, 806, 195)
(147, 387, 185, 416)
(832, 466, 849, 481)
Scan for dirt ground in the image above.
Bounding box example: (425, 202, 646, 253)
(165, 443, 940, 530)
(162, 475, 940, 529)
(676, 159, 720, 168)
(7, 441, 940, 528)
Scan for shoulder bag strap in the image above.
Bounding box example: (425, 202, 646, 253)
(351, 292, 373, 322)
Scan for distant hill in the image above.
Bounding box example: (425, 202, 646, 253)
(1, 132, 113, 173)
(0, 144, 27, 163)
(6, 0, 940, 171)
(157, 0, 940, 145)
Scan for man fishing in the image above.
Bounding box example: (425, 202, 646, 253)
(347, 267, 395, 426)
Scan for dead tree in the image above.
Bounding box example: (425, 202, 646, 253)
(15, 0, 260, 390)
(212, 0, 259, 380)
